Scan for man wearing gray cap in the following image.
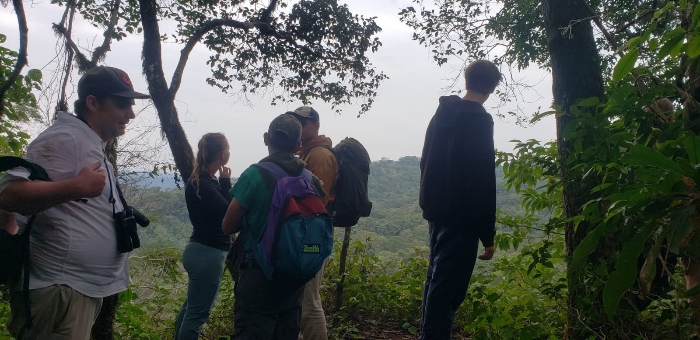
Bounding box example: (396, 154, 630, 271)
(0, 66, 150, 340)
(286, 106, 338, 340)
(223, 114, 327, 339)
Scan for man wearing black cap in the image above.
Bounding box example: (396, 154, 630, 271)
(222, 114, 326, 339)
(0, 66, 150, 340)
(286, 106, 337, 340)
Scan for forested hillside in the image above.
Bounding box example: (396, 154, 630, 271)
(126, 156, 522, 258)
(1, 155, 689, 339)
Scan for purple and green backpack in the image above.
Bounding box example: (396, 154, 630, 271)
(250, 161, 333, 292)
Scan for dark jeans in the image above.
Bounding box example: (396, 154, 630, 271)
(232, 261, 303, 340)
(419, 222, 480, 340)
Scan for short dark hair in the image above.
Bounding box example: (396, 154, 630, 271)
(73, 95, 105, 118)
(464, 60, 501, 95)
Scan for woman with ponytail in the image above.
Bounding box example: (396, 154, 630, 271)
(175, 133, 232, 340)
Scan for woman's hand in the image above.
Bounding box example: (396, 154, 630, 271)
(219, 166, 232, 179)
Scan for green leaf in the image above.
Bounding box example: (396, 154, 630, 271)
(621, 144, 684, 176)
(676, 157, 699, 179)
(603, 222, 656, 318)
(577, 96, 600, 107)
(570, 222, 610, 274)
(694, 3, 700, 28)
(613, 48, 639, 83)
(486, 293, 501, 302)
(627, 36, 644, 49)
(27, 69, 42, 82)
(610, 132, 634, 143)
(688, 35, 700, 59)
(562, 119, 580, 140)
(667, 205, 695, 253)
(658, 29, 685, 60)
(654, 1, 676, 22)
(591, 183, 613, 193)
(685, 134, 700, 164)
(529, 110, 556, 124)
(0, 34, 6, 43)
(649, 37, 659, 51)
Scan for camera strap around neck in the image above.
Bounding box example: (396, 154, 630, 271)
(104, 158, 129, 215)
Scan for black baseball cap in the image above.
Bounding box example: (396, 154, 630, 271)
(77, 66, 150, 99)
(268, 114, 302, 151)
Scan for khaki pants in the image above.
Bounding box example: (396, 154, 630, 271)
(299, 261, 328, 340)
(8, 284, 103, 340)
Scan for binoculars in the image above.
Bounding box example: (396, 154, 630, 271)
(114, 207, 149, 253)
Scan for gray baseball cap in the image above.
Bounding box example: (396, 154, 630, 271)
(288, 106, 320, 122)
(268, 114, 302, 151)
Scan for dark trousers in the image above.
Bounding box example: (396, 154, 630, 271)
(232, 261, 303, 340)
(419, 222, 480, 340)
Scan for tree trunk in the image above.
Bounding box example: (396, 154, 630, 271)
(334, 226, 352, 311)
(90, 293, 119, 340)
(541, 0, 606, 338)
(138, 0, 195, 182)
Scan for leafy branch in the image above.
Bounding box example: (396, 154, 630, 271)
(0, 0, 28, 117)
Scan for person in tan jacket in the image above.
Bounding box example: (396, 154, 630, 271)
(287, 106, 338, 340)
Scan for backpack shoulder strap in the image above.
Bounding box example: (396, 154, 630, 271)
(301, 168, 313, 184)
(0, 156, 51, 181)
(301, 145, 335, 162)
(255, 162, 287, 181)
(253, 162, 284, 191)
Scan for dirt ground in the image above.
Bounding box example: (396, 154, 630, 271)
(351, 322, 472, 340)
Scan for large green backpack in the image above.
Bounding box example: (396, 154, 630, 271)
(330, 138, 373, 227)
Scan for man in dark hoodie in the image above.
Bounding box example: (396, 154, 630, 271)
(418, 60, 500, 339)
(222, 114, 325, 339)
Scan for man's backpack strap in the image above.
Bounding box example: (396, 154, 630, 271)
(300, 145, 335, 163)
(21, 215, 36, 329)
(0, 156, 53, 330)
(0, 156, 51, 182)
(254, 162, 311, 188)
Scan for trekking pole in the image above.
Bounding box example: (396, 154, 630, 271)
(335, 226, 352, 311)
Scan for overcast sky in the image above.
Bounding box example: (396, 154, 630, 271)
(1, 0, 555, 176)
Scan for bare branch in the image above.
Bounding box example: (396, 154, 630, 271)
(578, 0, 651, 93)
(260, 0, 278, 23)
(0, 0, 29, 117)
(90, 0, 122, 65)
(614, 8, 656, 34)
(169, 19, 253, 98)
(53, 23, 94, 71)
(58, 0, 78, 112)
(58, 0, 71, 28)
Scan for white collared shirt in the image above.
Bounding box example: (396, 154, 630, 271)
(0, 112, 129, 298)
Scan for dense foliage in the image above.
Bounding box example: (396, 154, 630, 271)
(0, 33, 41, 156)
(0, 153, 694, 339)
(401, 0, 700, 336)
